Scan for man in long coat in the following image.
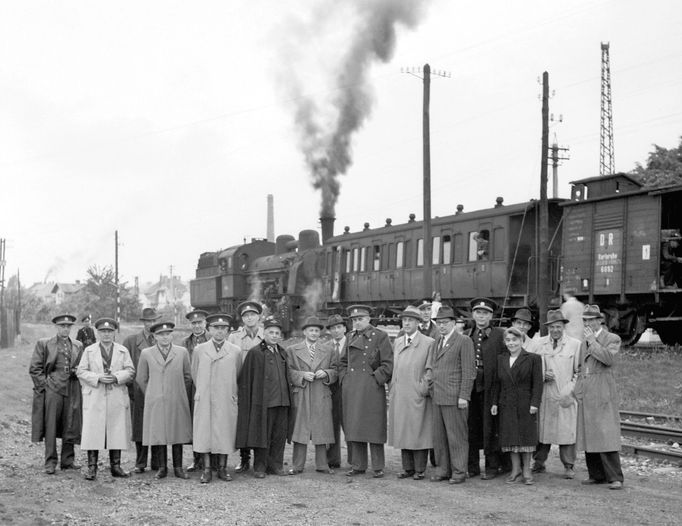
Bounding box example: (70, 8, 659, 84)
(325, 314, 348, 469)
(123, 307, 161, 473)
(339, 305, 393, 478)
(136, 321, 192, 479)
(388, 306, 435, 480)
(182, 308, 211, 472)
(426, 306, 476, 484)
(531, 309, 581, 479)
(574, 304, 624, 490)
(465, 297, 506, 479)
(287, 316, 338, 475)
(192, 313, 243, 483)
(228, 300, 264, 474)
(29, 314, 83, 474)
(77, 318, 134, 480)
(236, 316, 293, 478)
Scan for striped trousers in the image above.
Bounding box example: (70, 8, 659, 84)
(433, 404, 469, 478)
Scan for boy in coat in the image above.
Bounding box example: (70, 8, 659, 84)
(236, 316, 293, 478)
(575, 305, 624, 490)
(287, 316, 338, 475)
(192, 314, 243, 483)
(29, 314, 83, 474)
(77, 318, 134, 480)
(136, 321, 193, 480)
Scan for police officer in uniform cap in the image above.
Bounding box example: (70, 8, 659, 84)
(465, 297, 507, 479)
(29, 314, 84, 474)
(76, 314, 97, 349)
(229, 300, 265, 473)
(183, 309, 211, 472)
(339, 305, 393, 478)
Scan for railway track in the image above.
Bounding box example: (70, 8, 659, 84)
(619, 412, 682, 465)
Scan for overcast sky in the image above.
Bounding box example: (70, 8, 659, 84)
(1, 0, 681, 288)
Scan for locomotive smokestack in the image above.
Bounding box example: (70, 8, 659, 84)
(320, 216, 335, 244)
(266, 194, 275, 242)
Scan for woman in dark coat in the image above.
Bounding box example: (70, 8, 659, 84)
(491, 327, 543, 485)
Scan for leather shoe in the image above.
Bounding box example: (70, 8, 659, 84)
(174, 467, 189, 479)
(328, 463, 340, 469)
(372, 470, 384, 478)
(480, 472, 497, 480)
(133, 467, 146, 474)
(45, 465, 56, 475)
(413, 472, 425, 480)
(235, 462, 250, 474)
(397, 471, 415, 479)
(608, 481, 623, 490)
(61, 463, 81, 470)
(449, 476, 466, 484)
(563, 467, 575, 479)
(217, 469, 232, 481)
(316, 468, 334, 474)
(506, 472, 522, 484)
(581, 478, 605, 485)
(429, 475, 448, 482)
(288, 469, 302, 475)
(523, 476, 535, 485)
(253, 472, 266, 479)
(200, 469, 212, 484)
(154, 468, 168, 479)
(346, 469, 366, 477)
(111, 466, 130, 478)
(531, 463, 546, 473)
(186, 463, 199, 473)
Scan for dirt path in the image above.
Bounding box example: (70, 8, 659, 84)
(1, 326, 680, 525)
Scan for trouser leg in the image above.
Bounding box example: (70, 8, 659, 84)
(60, 441, 75, 468)
(401, 450, 415, 473)
(413, 449, 428, 474)
(559, 444, 576, 468)
(84, 450, 98, 480)
(350, 442, 368, 471)
(327, 384, 342, 466)
(240, 448, 250, 464)
(585, 452, 607, 481)
(314, 444, 328, 471)
(467, 390, 484, 475)
(292, 442, 307, 472)
(43, 389, 63, 469)
(172, 444, 184, 468)
(441, 404, 469, 477)
(432, 404, 451, 478)
(267, 407, 288, 473)
(253, 448, 268, 474)
(533, 443, 551, 465)
(599, 451, 624, 483)
(369, 443, 384, 472)
(135, 442, 149, 469)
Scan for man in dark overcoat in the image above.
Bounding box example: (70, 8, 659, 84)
(76, 314, 96, 349)
(29, 314, 83, 474)
(465, 297, 506, 479)
(123, 307, 161, 473)
(339, 305, 393, 478)
(182, 308, 210, 472)
(235, 316, 293, 478)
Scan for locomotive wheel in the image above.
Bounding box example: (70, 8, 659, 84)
(653, 323, 680, 347)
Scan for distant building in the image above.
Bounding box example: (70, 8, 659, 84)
(28, 281, 85, 305)
(141, 275, 190, 309)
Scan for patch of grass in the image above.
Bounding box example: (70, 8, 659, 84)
(616, 347, 682, 415)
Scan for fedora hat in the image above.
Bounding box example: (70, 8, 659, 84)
(302, 316, 324, 330)
(399, 306, 423, 321)
(433, 306, 456, 320)
(512, 308, 533, 324)
(140, 307, 162, 321)
(582, 304, 604, 319)
(326, 314, 346, 329)
(544, 309, 569, 325)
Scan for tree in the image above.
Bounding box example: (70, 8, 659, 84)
(75, 265, 141, 322)
(630, 136, 682, 188)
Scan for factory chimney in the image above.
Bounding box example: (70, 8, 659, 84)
(320, 216, 335, 244)
(266, 194, 275, 242)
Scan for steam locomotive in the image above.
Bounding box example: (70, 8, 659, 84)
(190, 173, 682, 345)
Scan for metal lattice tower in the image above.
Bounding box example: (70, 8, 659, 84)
(599, 42, 615, 176)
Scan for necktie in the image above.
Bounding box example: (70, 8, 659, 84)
(309, 343, 316, 361)
(406, 336, 412, 346)
(334, 341, 340, 355)
(553, 339, 558, 350)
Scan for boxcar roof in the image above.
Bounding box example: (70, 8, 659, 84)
(561, 182, 682, 207)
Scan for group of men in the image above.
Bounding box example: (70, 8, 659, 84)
(29, 294, 625, 489)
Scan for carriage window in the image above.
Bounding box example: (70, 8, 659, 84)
(396, 241, 405, 269)
(453, 233, 463, 264)
(432, 236, 441, 264)
(227, 256, 233, 270)
(443, 235, 452, 264)
(373, 245, 381, 271)
(360, 247, 368, 272)
(469, 230, 489, 262)
(353, 247, 360, 272)
(416, 238, 424, 267)
(388, 243, 395, 270)
(493, 228, 504, 261)
(344, 249, 351, 273)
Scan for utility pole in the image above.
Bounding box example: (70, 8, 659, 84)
(115, 230, 120, 330)
(0, 239, 5, 347)
(538, 72, 550, 335)
(550, 137, 570, 198)
(600, 42, 615, 176)
(16, 268, 21, 337)
(402, 63, 451, 299)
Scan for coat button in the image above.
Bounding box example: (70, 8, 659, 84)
(350, 368, 354, 372)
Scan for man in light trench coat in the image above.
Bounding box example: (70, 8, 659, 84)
(192, 313, 243, 483)
(77, 318, 135, 480)
(287, 316, 338, 475)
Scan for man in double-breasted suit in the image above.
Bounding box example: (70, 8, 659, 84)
(465, 297, 507, 479)
(574, 304, 624, 490)
(339, 305, 393, 478)
(123, 307, 161, 473)
(426, 306, 476, 484)
(29, 314, 83, 474)
(287, 316, 338, 474)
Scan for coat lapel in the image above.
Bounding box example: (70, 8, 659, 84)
(295, 343, 313, 368)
